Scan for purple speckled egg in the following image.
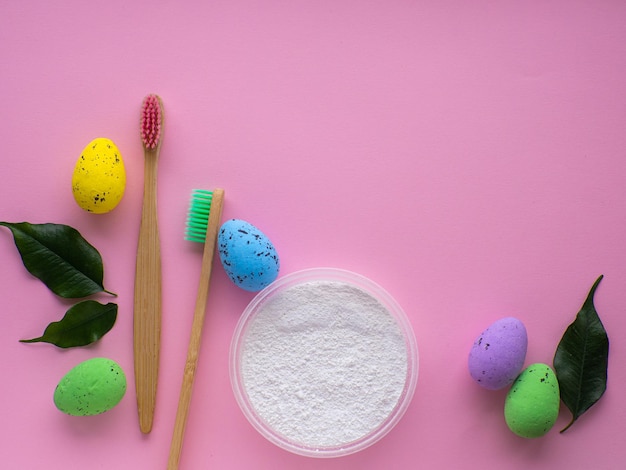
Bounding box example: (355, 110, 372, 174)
(468, 317, 527, 390)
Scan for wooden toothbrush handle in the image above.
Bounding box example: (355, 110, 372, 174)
(168, 189, 224, 470)
(134, 152, 162, 434)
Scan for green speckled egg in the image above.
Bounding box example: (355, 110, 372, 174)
(72, 137, 126, 213)
(54, 358, 127, 416)
(504, 363, 560, 438)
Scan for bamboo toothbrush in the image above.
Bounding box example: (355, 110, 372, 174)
(168, 188, 224, 469)
(134, 94, 164, 434)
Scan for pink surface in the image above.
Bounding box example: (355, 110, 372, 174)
(1, 1, 625, 468)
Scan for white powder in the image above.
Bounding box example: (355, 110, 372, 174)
(240, 280, 408, 449)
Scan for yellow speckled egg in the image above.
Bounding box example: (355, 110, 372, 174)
(72, 137, 126, 213)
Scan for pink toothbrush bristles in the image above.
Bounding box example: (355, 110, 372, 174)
(141, 94, 162, 149)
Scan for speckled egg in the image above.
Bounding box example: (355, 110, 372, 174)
(468, 317, 527, 390)
(54, 358, 127, 416)
(72, 137, 126, 213)
(218, 219, 279, 292)
(504, 363, 560, 438)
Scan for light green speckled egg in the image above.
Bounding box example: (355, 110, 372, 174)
(504, 363, 560, 438)
(54, 358, 127, 416)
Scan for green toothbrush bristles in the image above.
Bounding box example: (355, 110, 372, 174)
(185, 189, 214, 243)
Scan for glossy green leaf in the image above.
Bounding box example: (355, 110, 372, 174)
(0, 222, 115, 298)
(553, 275, 609, 433)
(20, 301, 118, 348)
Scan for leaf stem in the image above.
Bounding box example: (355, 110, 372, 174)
(560, 417, 576, 433)
(19, 337, 43, 344)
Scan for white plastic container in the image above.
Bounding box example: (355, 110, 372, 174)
(230, 268, 418, 458)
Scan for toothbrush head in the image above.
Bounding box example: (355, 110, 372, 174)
(186, 189, 218, 243)
(140, 94, 163, 150)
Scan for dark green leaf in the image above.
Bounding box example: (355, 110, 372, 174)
(553, 275, 609, 433)
(20, 301, 118, 348)
(0, 222, 115, 298)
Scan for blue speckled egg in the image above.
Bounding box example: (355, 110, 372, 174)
(468, 317, 527, 390)
(218, 219, 279, 292)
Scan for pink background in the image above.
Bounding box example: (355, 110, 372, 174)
(1, 1, 625, 468)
